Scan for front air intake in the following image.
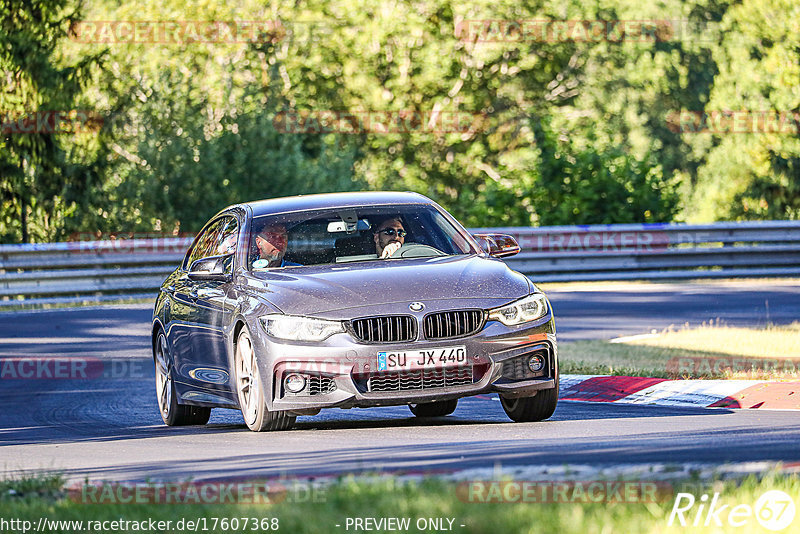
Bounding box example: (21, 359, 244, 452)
(423, 310, 485, 340)
(350, 315, 417, 343)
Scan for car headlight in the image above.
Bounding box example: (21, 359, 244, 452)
(488, 293, 548, 326)
(259, 314, 345, 341)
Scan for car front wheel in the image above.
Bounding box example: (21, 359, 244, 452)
(154, 331, 211, 426)
(500, 387, 558, 423)
(235, 327, 295, 432)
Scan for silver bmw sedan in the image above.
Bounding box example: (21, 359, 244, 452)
(152, 191, 558, 431)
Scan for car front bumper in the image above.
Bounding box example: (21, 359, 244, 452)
(254, 316, 558, 412)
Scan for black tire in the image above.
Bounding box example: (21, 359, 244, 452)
(234, 327, 296, 432)
(409, 399, 458, 417)
(500, 387, 558, 423)
(154, 331, 211, 426)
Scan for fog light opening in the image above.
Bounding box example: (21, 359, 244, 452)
(285, 373, 307, 394)
(527, 354, 545, 373)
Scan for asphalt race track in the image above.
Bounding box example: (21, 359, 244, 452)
(1, 280, 799, 482)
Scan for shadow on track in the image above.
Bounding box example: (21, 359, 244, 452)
(0, 388, 737, 446)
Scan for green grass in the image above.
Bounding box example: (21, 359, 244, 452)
(559, 341, 675, 378)
(1, 472, 798, 533)
(0, 473, 64, 501)
(621, 323, 800, 359)
(559, 323, 800, 379)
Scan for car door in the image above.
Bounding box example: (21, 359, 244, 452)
(167, 218, 226, 384)
(183, 216, 239, 387)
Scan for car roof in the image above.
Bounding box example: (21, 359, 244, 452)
(232, 191, 434, 218)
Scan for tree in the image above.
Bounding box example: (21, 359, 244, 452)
(266, 0, 686, 225)
(0, 0, 105, 242)
(71, 0, 361, 235)
(691, 0, 800, 220)
(8, 0, 791, 241)
(532, 118, 679, 224)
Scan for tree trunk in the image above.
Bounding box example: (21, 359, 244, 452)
(20, 196, 28, 244)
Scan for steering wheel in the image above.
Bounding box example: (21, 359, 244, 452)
(389, 243, 447, 258)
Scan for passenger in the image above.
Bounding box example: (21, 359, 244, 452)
(372, 217, 407, 259)
(252, 224, 300, 268)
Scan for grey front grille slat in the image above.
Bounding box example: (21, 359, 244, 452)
(356, 320, 364, 340)
(367, 366, 476, 392)
(307, 375, 336, 395)
(351, 315, 416, 343)
(285, 375, 336, 396)
(424, 310, 484, 340)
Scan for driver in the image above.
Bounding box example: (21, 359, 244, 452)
(373, 217, 407, 258)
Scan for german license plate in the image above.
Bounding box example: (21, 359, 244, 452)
(377, 346, 467, 371)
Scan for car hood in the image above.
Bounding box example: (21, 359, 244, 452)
(242, 255, 530, 316)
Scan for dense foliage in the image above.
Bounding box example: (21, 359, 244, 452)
(1, 0, 797, 242)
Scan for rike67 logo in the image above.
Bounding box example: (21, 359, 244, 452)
(668, 490, 796, 531)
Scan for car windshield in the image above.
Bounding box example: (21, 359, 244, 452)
(247, 204, 476, 270)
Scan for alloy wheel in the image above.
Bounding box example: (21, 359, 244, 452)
(154, 333, 172, 418)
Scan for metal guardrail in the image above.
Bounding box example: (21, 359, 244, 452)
(471, 220, 800, 282)
(1, 221, 799, 306)
(0, 237, 192, 307)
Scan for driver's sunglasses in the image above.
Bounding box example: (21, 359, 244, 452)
(378, 228, 407, 238)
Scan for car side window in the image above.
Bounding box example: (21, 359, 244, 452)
(183, 218, 226, 270)
(215, 218, 239, 273)
(216, 218, 239, 255)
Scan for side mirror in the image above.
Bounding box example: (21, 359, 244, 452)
(472, 233, 520, 258)
(188, 254, 233, 282)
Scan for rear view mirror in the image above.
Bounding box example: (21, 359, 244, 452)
(472, 233, 520, 258)
(327, 220, 371, 233)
